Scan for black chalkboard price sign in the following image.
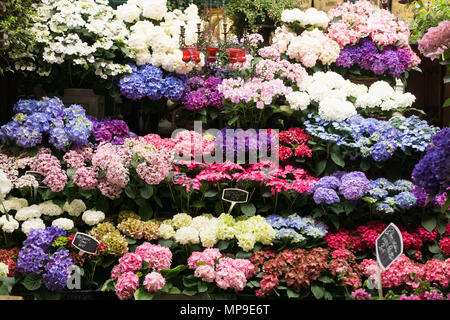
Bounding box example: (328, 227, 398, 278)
(222, 188, 249, 203)
(72, 232, 99, 255)
(376, 223, 403, 271)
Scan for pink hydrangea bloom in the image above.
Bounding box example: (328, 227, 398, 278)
(115, 272, 139, 300)
(143, 272, 166, 292)
(135, 242, 172, 271)
(418, 20, 450, 60)
(194, 264, 216, 282)
(119, 253, 143, 273)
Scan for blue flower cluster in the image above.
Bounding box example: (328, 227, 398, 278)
(118, 64, 187, 101)
(304, 114, 438, 162)
(313, 171, 372, 204)
(266, 213, 328, 243)
(0, 97, 93, 150)
(412, 127, 450, 196)
(364, 178, 417, 213)
(16, 226, 73, 292)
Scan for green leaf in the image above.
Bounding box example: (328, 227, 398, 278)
(134, 288, 154, 300)
(331, 152, 345, 167)
(125, 237, 136, 245)
(125, 185, 136, 199)
(311, 284, 324, 299)
(192, 200, 206, 208)
(318, 275, 334, 284)
(198, 282, 208, 293)
(66, 168, 77, 179)
(160, 265, 187, 280)
(422, 216, 437, 232)
(443, 98, 450, 108)
(324, 290, 333, 300)
(182, 275, 198, 288)
(158, 239, 175, 249)
(204, 190, 217, 198)
(138, 204, 153, 220)
(169, 286, 181, 294)
(22, 274, 42, 291)
(360, 159, 370, 171)
(428, 243, 441, 254)
(140, 185, 154, 200)
(286, 288, 300, 299)
(182, 289, 197, 296)
(315, 159, 327, 175)
(236, 251, 252, 259)
(101, 279, 115, 292)
(444, 75, 450, 84)
(216, 240, 229, 251)
(0, 283, 9, 295)
(240, 203, 256, 216)
(227, 115, 240, 126)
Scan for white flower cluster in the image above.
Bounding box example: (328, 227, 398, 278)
(52, 218, 75, 231)
(272, 26, 296, 53)
(11, 0, 132, 79)
(159, 213, 275, 251)
(82, 210, 105, 226)
(281, 8, 330, 29)
(0, 170, 12, 201)
(118, 0, 204, 73)
(355, 81, 416, 111)
(0, 262, 8, 277)
(288, 72, 416, 121)
(63, 199, 87, 217)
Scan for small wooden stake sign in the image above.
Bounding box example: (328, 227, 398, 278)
(71, 232, 99, 255)
(222, 188, 249, 214)
(375, 223, 403, 299)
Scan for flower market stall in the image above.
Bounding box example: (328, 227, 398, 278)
(0, 0, 448, 302)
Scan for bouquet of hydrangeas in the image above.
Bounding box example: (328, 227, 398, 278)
(116, 0, 204, 74)
(327, 0, 420, 81)
(10, 0, 132, 88)
(0, 97, 93, 150)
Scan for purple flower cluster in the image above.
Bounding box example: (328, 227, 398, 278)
(16, 226, 73, 292)
(412, 186, 447, 208)
(118, 64, 187, 101)
(336, 38, 411, 77)
(0, 97, 93, 150)
(182, 76, 224, 111)
(312, 171, 371, 204)
(214, 128, 277, 159)
(412, 127, 450, 196)
(88, 116, 134, 145)
(42, 250, 73, 292)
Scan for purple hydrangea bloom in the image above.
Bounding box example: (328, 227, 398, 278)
(339, 171, 371, 200)
(43, 250, 73, 292)
(412, 128, 450, 195)
(314, 176, 341, 191)
(16, 245, 48, 275)
(393, 191, 417, 209)
(162, 75, 186, 101)
(313, 187, 340, 204)
(119, 75, 149, 100)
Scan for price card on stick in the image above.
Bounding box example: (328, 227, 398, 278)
(375, 223, 403, 299)
(222, 188, 249, 214)
(72, 232, 99, 255)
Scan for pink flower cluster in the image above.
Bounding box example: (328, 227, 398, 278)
(254, 58, 308, 84)
(0, 151, 34, 187)
(418, 20, 450, 61)
(188, 249, 255, 292)
(172, 161, 317, 195)
(111, 243, 172, 300)
(30, 148, 67, 192)
(245, 33, 264, 47)
(361, 255, 450, 290)
(172, 130, 215, 162)
(327, 0, 410, 48)
(326, 221, 449, 258)
(218, 77, 292, 110)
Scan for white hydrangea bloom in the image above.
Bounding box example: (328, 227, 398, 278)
(159, 223, 176, 239)
(82, 210, 105, 226)
(175, 226, 199, 245)
(21, 218, 45, 235)
(38, 200, 63, 216)
(15, 205, 42, 221)
(319, 98, 357, 122)
(0, 170, 12, 201)
(0, 262, 8, 277)
(0, 215, 19, 233)
(63, 199, 86, 217)
(52, 218, 74, 231)
(0, 198, 28, 213)
(286, 91, 311, 111)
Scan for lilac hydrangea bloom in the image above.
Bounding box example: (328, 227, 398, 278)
(339, 171, 371, 200)
(314, 176, 341, 191)
(313, 187, 340, 204)
(43, 250, 73, 292)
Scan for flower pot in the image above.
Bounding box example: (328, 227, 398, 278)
(348, 75, 379, 87)
(62, 88, 105, 118)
